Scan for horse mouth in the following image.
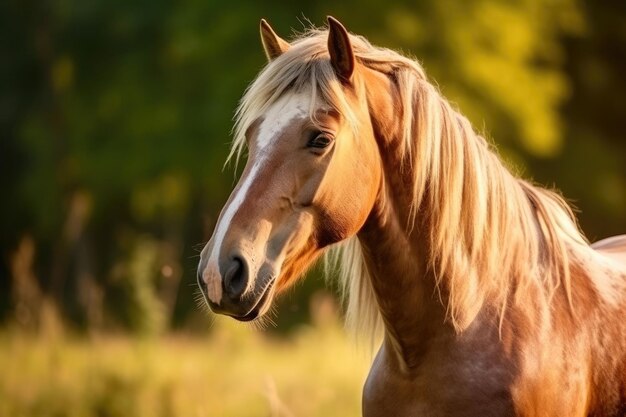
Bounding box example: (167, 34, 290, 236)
(229, 278, 276, 322)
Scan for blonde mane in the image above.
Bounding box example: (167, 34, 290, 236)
(229, 27, 592, 341)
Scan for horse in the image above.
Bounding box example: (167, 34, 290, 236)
(197, 16, 626, 416)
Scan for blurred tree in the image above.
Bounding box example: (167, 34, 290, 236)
(530, 1, 626, 240)
(1, 0, 624, 331)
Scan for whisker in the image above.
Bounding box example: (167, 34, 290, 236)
(246, 319, 263, 332)
(192, 285, 212, 315)
(193, 242, 207, 252)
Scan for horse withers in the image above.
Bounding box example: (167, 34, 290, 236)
(198, 17, 626, 416)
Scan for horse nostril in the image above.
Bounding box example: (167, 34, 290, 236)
(222, 256, 248, 300)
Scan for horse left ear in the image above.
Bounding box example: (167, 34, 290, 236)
(260, 19, 290, 61)
(327, 16, 354, 82)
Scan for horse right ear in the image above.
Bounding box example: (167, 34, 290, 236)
(260, 19, 290, 61)
(327, 16, 354, 82)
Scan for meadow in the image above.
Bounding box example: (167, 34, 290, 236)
(0, 316, 369, 417)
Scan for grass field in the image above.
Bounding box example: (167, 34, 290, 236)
(0, 316, 370, 417)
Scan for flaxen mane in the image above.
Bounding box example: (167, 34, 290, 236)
(228, 27, 594, 342)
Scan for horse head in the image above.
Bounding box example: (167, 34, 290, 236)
(197, 17, 381, 321)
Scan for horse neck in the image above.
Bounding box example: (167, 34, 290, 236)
(355, 67, 455, 368)
(357, 63, 592, 367)
(358, 179, 450, 369)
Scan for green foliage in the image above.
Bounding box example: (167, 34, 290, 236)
(1, 0, 624, 329)
(376, 0, 583, 157)
(120, 235, 166, 337)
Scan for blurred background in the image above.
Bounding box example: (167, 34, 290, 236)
(1, 0, 625, 416)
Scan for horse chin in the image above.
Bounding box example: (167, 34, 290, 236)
(230, 277, 276, 322)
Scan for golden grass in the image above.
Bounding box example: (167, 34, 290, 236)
(0, 317, 370, 417)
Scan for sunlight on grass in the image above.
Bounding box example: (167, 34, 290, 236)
(0, 316, 370, 417)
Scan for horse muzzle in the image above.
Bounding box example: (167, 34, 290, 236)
(198, 249, 277, 321)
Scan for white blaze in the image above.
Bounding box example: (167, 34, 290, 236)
(203, 92, 311, 303)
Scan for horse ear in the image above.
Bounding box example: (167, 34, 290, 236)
(327, 16, 354, 82)
(260, 19, 290, 61)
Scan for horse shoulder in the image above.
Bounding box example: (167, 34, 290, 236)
(363, 327, 515, 417)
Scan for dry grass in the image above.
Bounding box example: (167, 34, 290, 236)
(0, 316, 369, 417)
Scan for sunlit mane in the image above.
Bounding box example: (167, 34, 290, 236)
(229, 27, 593, 341)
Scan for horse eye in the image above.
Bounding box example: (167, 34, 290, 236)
(307, 132, 333, 149)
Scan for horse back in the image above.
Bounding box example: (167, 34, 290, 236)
(586, 234, 626, 416)
(591, 234, 626, 266)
